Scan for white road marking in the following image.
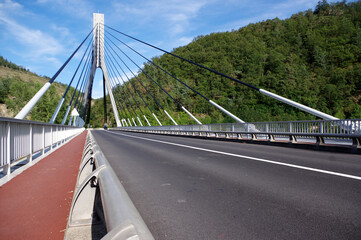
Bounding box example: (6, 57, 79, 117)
(107, 131, 361, 181)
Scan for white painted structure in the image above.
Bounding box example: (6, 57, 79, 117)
(83, 13, 121, 127)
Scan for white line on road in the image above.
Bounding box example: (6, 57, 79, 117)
(107, 131, 361, 181)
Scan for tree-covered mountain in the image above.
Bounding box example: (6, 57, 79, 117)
(111, 0, 361, 126)
(0, 56, 112, 127)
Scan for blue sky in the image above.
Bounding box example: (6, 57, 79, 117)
(0, 0, 332, 98)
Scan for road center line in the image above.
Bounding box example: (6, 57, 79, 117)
(107, 131, 361, 181)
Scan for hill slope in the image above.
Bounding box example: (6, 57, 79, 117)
(0, 56, 73, 123)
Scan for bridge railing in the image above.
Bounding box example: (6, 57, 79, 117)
(0, 117, 84, 180)
(116, 119, 361, 148)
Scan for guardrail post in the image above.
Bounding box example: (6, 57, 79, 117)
(316, 136, 325, 145)
(237, 133, 242, 139)
(266, 123, 269, 133)
(63, 127, 65, 143)
(289, 135, 297, 143)
(55, 126, 59, 147)
(5, 122, 11, 176)
(268, 134, 275, 142)
(252, 134, 257, 140)
(246, 123, 249, 139)
(320, 122, 324, 134)
(50, 126, 53, 150)
(29, 124, 33, 162)
(352, 137, 361, 149)
(41, 125, 45, 155)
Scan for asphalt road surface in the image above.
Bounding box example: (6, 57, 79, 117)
(92, 130, 361, 240)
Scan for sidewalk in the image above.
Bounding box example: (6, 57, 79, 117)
(0, 130, 87, 240)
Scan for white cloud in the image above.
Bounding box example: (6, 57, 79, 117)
(36, 0, 94, 19)
(0, 17, 65, 63)
(0, 0, 22, 11)
(0, 0, 80, 70)
(110, 0, 207, 36)
(50, 24, 71, 37)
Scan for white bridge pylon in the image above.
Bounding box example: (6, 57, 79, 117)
(83, 13, 121, 127)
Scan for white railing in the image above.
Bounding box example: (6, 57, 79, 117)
(0, 117, 84, 180)
(115, 119, 361, 148)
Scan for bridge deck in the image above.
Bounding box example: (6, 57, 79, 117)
(0, 131, 87, 240)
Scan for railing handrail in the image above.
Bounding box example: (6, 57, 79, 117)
(0, 118, 84, 183)
(119, 118, 361, 128)
(114, 119, 361, 151)
(122, 129, 361, 138)
(0, 116, 81, 128)
(117, 118, 361, 135)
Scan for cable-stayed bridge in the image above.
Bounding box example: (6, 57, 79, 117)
(0, 13, 361, 240)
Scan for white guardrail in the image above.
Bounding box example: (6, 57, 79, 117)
(0, 117, 84, 179)
(115, 119, 361, 149)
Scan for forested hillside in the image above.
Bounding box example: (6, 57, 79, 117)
(0, 56, 112, 127)
(114, 0, 361, 125)
(0, 56, 74, 123)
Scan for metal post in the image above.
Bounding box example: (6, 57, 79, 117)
(320, 122, 324, 134)
(42, 125, 45, 155)
(6, 122, 11, 176)
(29, 124, 33, 162)
(50, 126, 53, 150)
(289, 122, 293, 133)
(132, 118, 137, 126)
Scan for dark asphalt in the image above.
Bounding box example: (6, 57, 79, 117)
(92, 130, 361, 240)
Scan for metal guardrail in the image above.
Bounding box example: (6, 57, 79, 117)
(0, 117, 84, 180)
(66, 131, 154, 240)
(115, 119, 361, 149)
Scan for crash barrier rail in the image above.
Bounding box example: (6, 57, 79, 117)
(0, 117, 84, 179)
(116, 119, 361, 149)
(66, 131, 154, 240)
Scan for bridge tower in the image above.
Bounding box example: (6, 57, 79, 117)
(82, 13, 121, 127)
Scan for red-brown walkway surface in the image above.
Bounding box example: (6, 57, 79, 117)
(0, 130, 87, 240)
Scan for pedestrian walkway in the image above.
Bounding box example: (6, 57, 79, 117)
(0, 130, 87, 240)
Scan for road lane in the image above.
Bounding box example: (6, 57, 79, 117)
(92, 130, 361, 240)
